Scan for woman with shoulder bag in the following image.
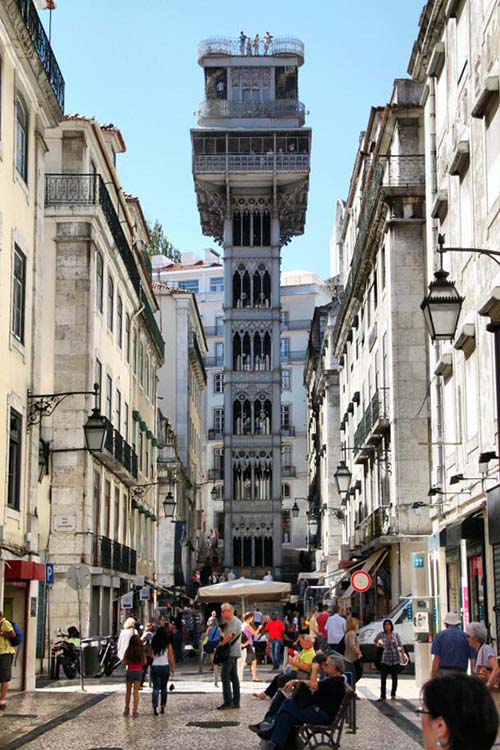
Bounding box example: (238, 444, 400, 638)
(467, 622, 500, 690)
(242, 612, 261, 682)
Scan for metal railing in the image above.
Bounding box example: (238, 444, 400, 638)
(281, 319, 311, 331)
(205, 355, 224, 368)
(198, 36, 305, 62)
(281, 349, 308, 364)
(353, 389, 390, 453)
(208, 467, 224, 481)
(356, 506, 391, 545)
(189, 332, 207, 384)
(45, 174, 164, 358)
(281, 426, 296, 437)
(383, 155, 425, 188)
(198, 99, 305, 121)
(208, 429, 224, 440)
(204, 325, 225, 338)
(281, 465, 296, 477)
(92, 535, 137, 574)
(193, 153, 309, 174)
(101, 416, 139, 480)
(15, 0, 65, 110)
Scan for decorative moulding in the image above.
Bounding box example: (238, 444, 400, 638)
(454, 323, 476, 357)
(434, 352, 453, 378)
(471, 76, 499, 118)
(449, 140, 470, 177)
(431, 190, 449, 220)
(427, 43, 446, 78)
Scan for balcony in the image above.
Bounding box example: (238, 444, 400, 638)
(198, 36, 304, 64)
(281, 349, 308, 364)
(208, 428, 224, 441)
(281, 319, 312, 332)
(383, 155, 426, 188)
(92, 535, 137, 575)
(198, 99, 305, 123)
(353, 389, 390, 461)
(98, 416, 139, 485)
(282, 465, 296, 478)
(356, 506, 392, 546)
(45, 174, 164, 359)
(15, 0, 65, 110)
(205, 355, 224, 368)
(204, 325, 225, 338)
(189, 332, 207, 385)
(281, 426, 296, 437)
(208, 467, 224, 481)
(193, 153, 309, 175)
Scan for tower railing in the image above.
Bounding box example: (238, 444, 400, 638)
(198, 99, 305, 122)
(193, 153, 309, 174)
(198, 36, 304, 63)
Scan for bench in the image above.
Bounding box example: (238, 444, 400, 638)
(294, 692, 355, 749)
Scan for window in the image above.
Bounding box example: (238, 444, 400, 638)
(214, 372, 224, 393)
(104, 480, 111, 537)
(280, 310, 289, 330)
(281, 444, 292, 468)
(460, 167, 473, 246)
(133, 327, 138, 374)
(95, 358, 102, 410)
(93, 471, 101, 533)
(485, 96, 500, 212)
(145, 442, 149, 478)
(115, 388, 121, 431)
(215, 316, 224, 335)
(282, 510, 291, 544)
(281, 483, 291, 499)
(456, 0, 469, 82)
(215, 342, 224, 366)
(139, 432, 144, 473)
(114, 487, 120, 540)
(465, 353, 478, 440)
(214, 408, 224, 432)
(214, 447, 224, 472)
(124, 402, 129, 442)
(106, 375, 112, 421)
(122, 492, 127, 545)
(107, 276, 114, 331)
(7, 409, 22, 510)
(210, 277, 224, 292)
(11, 246, 26, 343)
(15, 95, 28, 182)
(145, 354, 150, 397)
(280, 338, 290, 363)
(117, 296, 123, 348)
(281, 404, 291, 428)
(178, 279, 199, 293)
(281, 369, 291, 390)
(96, 252, 104, 312)
(125, 314, 131, 362)
(139, 342, 144, 385)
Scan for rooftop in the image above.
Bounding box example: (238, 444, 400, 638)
(198, 36, 304, 65)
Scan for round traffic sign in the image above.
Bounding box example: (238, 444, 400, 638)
(351, 570, 372, 594)
(65, 564, 91, 591)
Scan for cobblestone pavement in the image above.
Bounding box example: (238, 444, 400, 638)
(1, 668, 498, 750)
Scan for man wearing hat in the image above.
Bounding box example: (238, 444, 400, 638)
(431, 612, 474, 677)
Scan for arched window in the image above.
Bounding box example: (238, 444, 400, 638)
(255, 398, 272, 435)
(233, 537, 242, 566)
(233, 266, 251, 307)
(243, 536, 252, 566)
(242, 210, 251, 245)
(233, 398, 252, 435)
(16, 95, 28, 182)
(264, 536, 273, 567)
(233, 210, 242, 246)
(253, 265, 271, 307)
(263, 210, 271, 245)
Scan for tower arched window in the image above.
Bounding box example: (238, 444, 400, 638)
(233, 266, 251, 307)
(233, 537, 242, 567)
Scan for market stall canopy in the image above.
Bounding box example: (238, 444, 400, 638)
(198, 577, 291, 603)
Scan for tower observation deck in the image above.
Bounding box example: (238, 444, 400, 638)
(191, 35, 311, 577)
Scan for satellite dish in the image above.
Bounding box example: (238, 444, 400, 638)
(65, 564, 91, 591)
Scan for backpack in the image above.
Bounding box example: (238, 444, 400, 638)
(11, 623, 23, 647)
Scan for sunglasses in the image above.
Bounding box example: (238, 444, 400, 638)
(415, 707, 432, 716)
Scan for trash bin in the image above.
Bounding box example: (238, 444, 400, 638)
(81, 640, 99, 677)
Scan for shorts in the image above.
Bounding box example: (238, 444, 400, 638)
(126, 670, 142, 683)
(0, 653, 13, 683)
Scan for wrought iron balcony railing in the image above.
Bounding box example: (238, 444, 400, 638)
(205, 355, 224, 368)
(188, 332, 207, 384)
(355, 505, 392, 545)
(208, 467, 224, 481)
(208, 428, 224, 440)
(99, 416, 139, 483)
(353, 388, 390, 454)
(281, 425, 296, 437)
(280, 349, 308, 364)
(92, 535, 137, 575)
(383, 155, 426, 188)
(204, 325, 225, 338)
(15, 0, 65, 110)
(281, 465, 296, 477)
(193, 153, 309, 174)
(45, 174, 164, 359)
(198, 99, 305, 121)
(198, 36, 305, 63)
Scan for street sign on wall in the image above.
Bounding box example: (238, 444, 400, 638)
(45, 562, 55, 587)
(351, 570, 372, 594)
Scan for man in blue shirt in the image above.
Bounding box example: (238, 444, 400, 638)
(431, 612, 474, 676)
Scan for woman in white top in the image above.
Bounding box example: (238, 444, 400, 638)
(117, 617, 137, 661)
(150, 626, 176, 715)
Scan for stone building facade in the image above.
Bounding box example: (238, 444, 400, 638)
(43, 117, 164, 638)
(330, 79, 432, 621)
(409, 0, 500, 634)
(191, 37, 311, 577)
(0, 0, 64, 690)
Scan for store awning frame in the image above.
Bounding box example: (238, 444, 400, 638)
(339, 548, 389, 600)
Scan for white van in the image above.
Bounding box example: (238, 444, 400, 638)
(357, 596, 414, 662)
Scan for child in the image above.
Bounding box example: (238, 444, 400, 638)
(123, 634, 146, 717)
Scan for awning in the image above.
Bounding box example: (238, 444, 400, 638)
(297, 571, 325, 582)
(339, 548, 389, 600)
(5, 560, 45, 582)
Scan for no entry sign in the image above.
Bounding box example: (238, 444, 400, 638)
(351, 570, 372, 593)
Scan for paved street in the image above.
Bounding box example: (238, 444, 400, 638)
(0, 666, 427, 750)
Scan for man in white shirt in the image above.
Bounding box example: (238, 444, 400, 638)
(325, 605, 346, 655)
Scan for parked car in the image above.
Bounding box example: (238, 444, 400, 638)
(358, 596, 414, 663)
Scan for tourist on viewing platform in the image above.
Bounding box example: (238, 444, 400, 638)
(419, 674, 498, 750)
(431, 612, 474, 677)
(253, 33, 260, 55)
(239, 31, 246, 54)
(264, 31, 273, 54)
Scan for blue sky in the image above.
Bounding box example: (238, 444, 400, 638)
(44, 0, 422, 278)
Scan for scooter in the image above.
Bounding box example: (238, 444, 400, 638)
(52, 634, 80, 679)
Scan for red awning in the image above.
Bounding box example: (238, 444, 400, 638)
(4, 561, 45, 582)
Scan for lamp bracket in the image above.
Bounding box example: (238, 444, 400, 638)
(437, 234, 500, 267)
(27, 384, 99, 427)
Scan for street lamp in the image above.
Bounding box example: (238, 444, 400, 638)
(334, 461, 352, 495)
(210, 486, 218, 501)
(83, 407, 108, 453)
(307, 512, 319, 537)
(163, 491, 176, 518)
(291, 500, 300, 518)
(421, 267, 464, 341)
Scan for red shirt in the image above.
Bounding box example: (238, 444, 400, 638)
(317, 612, 329, 638)
(265, 620, 285, 641)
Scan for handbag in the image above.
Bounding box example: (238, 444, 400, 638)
(213, 632, 241, 665)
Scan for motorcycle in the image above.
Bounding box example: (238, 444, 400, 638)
(52, 632, 80, 679)
(95, 636, 121, 678)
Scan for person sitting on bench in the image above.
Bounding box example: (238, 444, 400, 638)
(254, 654, 346, 749)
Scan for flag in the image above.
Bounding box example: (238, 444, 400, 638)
(35, 1, 57, 9)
